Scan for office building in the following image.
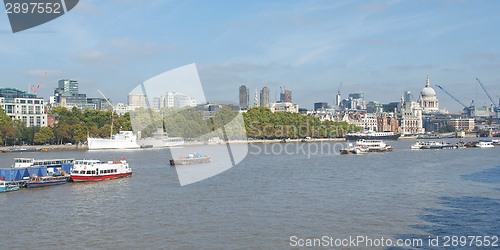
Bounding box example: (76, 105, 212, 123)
(349, 92, 365, 100)
(280, 89, 292, 103)
(314, 102, 328, 111)
(404, 91, 414, 103)
(260, 87, 270, 108)
(152, 92, 196, 110)
(0, 88, 47, 127)
(239, 85, 249, 109)
(52, 79, 108, 110)
(128, 94, 148, 108)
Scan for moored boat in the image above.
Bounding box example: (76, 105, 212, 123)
(476, 141, 494, 148)
(0, 181, 20, 192)
(137, 129, 185, 148)
(70, 158, 132, 182)
(170, 153, 211, 166)
(412, 141, 446, 149)
(417, 133, 442, 139)
(340, 144, 368, 155)
(345, 130, 400, 141)
(2, 148, 42, 153)
(341, 140, 392, 154)
(26, 176, 66, 188)
(355, 139, 393, 152)
(88, 131, 140, 150)
(14, 158, 73, 179)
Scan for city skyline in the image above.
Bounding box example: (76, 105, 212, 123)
(0, 1, 499, 112)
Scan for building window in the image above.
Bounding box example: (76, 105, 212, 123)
(28, 106, 34, 114)
(27, 100, 33, 104)
(34, 100, 40, 104)
(22, 105, 26, 114)
(36, 116, 41, 126)
(29, 116, 34, 126)
(20, 99, 25, 104)
(6, 105, 13, 113)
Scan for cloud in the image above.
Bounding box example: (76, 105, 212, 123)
(72, 38, 178, 67)
(73, 1, 102, 14)
(198, 63, 267, 74)
(110, 38, 178, 54)
(73, 50, 110, 66)
(390, 63, 413, 71)
(465, 51, 500, 63)
(418, 64, 434, 69)
(358, 2, 390, 12)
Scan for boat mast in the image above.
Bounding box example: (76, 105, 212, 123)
(97, 90, 114, 138)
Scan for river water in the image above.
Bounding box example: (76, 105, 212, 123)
(0, 139, 499, 249)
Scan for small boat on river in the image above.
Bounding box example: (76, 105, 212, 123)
(340, 145, 368, 154)
(0, 181, 20, 192)
(70, 158, 132, 182)
(2, 148, 42, 153)
(26, 176, 66, 188)
(345, 130, 400, 141)
(170, 153, 211, 166)
(341, 140, 392, 154)
(411, 141, 455, 150)
(476, 141, 494, 148)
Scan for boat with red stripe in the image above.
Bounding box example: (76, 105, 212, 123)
(70, 158, 132, 182)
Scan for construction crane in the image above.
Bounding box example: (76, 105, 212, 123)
(97, 90, 115, 138)
(476, 78, 499, 125)
(435, 84, 475, 118)
(31, 72, 47, 94)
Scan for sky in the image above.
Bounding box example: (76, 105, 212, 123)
(1, 0, 499, 112)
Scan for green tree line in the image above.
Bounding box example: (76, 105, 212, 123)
(242, 107, 361, 139)
(0, 106, 131, 146)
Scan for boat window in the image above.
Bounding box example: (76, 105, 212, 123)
(92, 170, 96, 174)
(80, 171, 85, 174)
(86, 171, 92, 174)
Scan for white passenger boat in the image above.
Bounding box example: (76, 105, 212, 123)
(70, 158, 132, 182)
(411, 141, 457, 150)
(341, 140, 392, 154)
(137, 129, 184, 148)
(355, 139, 393, 152)
(345, 130, 400, 141)
(476, 141, 494, 148)
(412, 141, 445, 149)
(87, 131, 140, 150)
